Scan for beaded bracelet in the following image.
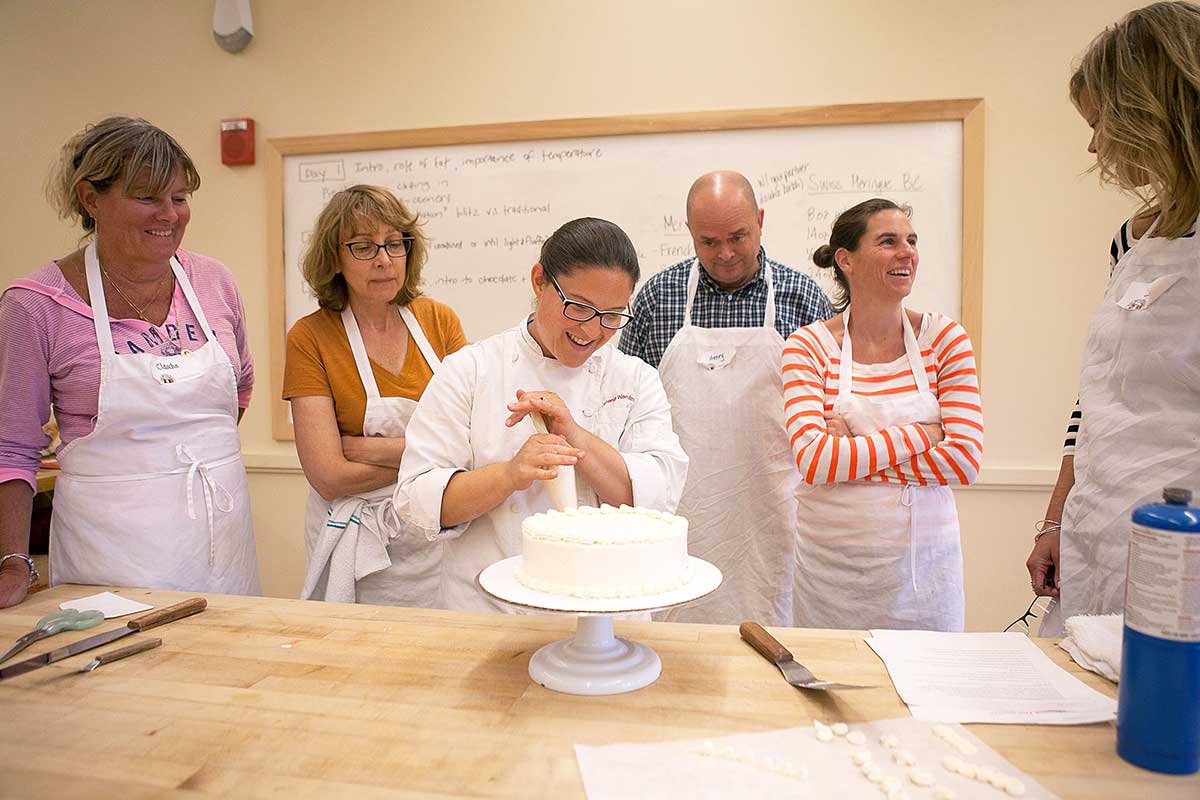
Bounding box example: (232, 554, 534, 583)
(0, 553, 38, 587)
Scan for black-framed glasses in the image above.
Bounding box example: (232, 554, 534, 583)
(547, 272, 634, 330)
(1004, 596, 1052, 635)
(343, 237, 413, 261)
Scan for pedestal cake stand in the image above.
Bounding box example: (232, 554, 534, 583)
(477, 556, 721, 696)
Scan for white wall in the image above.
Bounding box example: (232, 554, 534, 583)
(0, 0, 1143, 629)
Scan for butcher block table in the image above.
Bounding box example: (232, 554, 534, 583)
(0, 587, 1190, 799)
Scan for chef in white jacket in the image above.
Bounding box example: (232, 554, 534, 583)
(394, 217, 689, 612)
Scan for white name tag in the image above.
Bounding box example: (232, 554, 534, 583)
(150, 355, 186, 384)
(1116, 273, 1183, 310)
(697, 348, 735, 371)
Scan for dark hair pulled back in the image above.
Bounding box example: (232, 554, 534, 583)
(539, 217, 640, 285)
(812, 198, 912, 312)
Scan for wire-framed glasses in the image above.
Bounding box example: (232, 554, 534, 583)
(1004, 595, 1052, 635)
(547, 272, 635, 330)
(343, 237, 413, 261)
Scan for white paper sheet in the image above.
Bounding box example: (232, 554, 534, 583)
(60, 591, 153, 619)
(866, 630, 1116, 725)
(575, 718, 1058, 800)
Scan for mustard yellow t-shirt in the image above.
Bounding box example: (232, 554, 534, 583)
(282, 297, 468, 436)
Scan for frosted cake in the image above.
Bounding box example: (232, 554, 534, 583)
(516, 504, 689, 598)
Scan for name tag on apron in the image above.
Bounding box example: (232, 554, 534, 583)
(697, 348, 735, 371)
(1116, 274, 1182, 310)
(149, 354, 195, 385)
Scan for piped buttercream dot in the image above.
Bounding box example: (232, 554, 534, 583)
(846, 730, 867, 745)
(1004, 779, 1026, 797)
(880, 734, 900, 749)
(831, 722, 850, 736)
(908, 768, 934, 787)
(932, 787, 956, 800)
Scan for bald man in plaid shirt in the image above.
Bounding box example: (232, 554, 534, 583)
(620, 171, 830, 627)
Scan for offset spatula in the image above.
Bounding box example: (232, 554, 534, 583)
(740, 621, 871, 691)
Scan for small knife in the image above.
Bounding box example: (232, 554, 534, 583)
(80, 637, 162, 673)
(0, 597, 205, 680)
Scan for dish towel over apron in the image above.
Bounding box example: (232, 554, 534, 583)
(302, 305, 444, 605)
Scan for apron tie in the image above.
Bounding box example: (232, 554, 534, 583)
(177, 444, 234, 566)
(900, 484, 919, 593)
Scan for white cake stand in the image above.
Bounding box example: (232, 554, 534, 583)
(477, 556, 721, 696)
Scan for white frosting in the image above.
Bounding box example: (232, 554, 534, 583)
(688, 741, 808, 781)
(516, 504, 689, 598)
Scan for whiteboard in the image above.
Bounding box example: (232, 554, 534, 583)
(267, 102, 984, 438)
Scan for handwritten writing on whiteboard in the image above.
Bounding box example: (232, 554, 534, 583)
(282, 122, 961, 343)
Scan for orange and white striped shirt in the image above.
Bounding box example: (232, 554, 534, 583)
(782, 312, 983, 486)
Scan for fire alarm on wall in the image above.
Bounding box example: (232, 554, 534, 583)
(220, 118, 255, 166)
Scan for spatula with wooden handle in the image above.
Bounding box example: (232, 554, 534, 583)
(740, 621, 871, 691)
(528, 410, 578, 511)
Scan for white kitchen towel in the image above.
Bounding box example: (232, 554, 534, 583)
(1058, 613, 1123, 683)
(302, 493, 397, 603)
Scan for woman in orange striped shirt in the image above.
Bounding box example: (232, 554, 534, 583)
(783, 199, 983, 631)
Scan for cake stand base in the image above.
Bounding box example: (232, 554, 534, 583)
(477, 555, 722, 696)
(527, 615, 661, 695)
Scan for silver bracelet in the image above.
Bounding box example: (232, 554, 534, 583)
(0, 553, 38, 587)
(1033, 519, 1061, 542)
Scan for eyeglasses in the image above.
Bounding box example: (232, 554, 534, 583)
(547, 272, 635, 330)
(343, 237, 413, 261)
(1004, 596, 1052, 635)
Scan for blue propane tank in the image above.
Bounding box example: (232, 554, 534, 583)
(1117, 486, 1200, 774)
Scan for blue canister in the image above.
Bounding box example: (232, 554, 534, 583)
(1117, 486, 1200, 774)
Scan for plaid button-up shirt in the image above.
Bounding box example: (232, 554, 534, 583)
(618, 248, 833, 369)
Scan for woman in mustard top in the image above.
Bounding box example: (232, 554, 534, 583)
(284, 185, 467, 607)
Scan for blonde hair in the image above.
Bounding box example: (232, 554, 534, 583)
(47, 116, 200, 236)
(1071, 1, 1200, 238)
(301, 185, 427, 310)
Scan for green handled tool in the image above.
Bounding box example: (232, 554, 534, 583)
(0, 597, 205, 680)
(0, 608, 105, 665)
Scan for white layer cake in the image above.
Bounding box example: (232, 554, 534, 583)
(516, 504, 689, 598)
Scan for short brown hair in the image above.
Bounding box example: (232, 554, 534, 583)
(301, 185, 427, 310)
(47, 116, 201, 236)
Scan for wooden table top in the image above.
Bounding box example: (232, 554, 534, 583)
(34, 468, 57, 495)
(0, 587, 1186, 799)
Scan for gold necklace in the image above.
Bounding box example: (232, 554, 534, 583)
(99, 264, 173, 324)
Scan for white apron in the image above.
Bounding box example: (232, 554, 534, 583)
(793, 309, 963, 631)
(49, 242, 260, 594)
(302, 305, 444, 607)
(657, 262, 798, 626)
(1042, 216, 1200, 636)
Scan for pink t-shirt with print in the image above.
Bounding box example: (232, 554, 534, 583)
(0, 249, 254, 491)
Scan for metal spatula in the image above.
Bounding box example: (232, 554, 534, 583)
(740, 622, 871, 691)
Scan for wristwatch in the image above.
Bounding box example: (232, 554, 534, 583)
(0, 553, 39, 587)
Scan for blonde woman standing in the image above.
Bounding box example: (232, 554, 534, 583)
(1027, 1, 1200, 634)
(284, 185, 467, 607)
(0, 117, 260, 606)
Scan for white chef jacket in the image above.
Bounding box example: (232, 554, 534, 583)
(394, 318, 689, 612)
